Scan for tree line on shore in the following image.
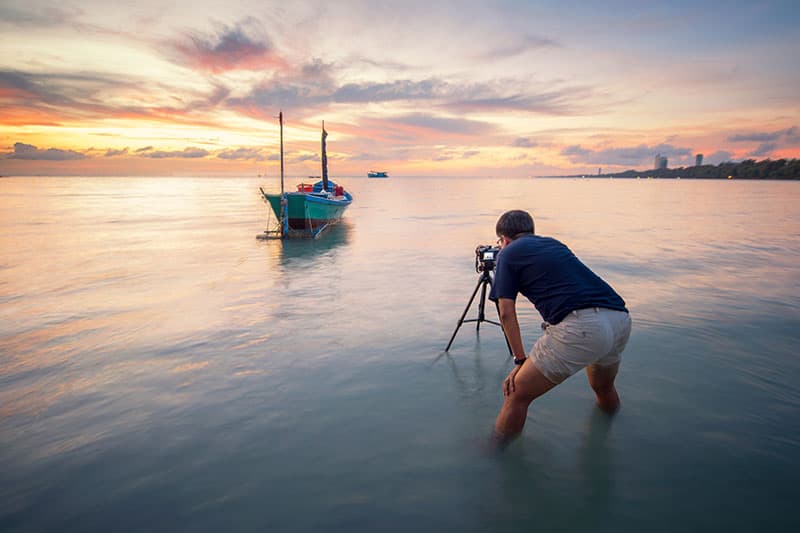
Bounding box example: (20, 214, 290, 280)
(603, 158, 800, 179)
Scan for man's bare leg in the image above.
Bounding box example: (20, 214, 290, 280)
(586, 363, 620, 413)
(492, 361, 557, 449)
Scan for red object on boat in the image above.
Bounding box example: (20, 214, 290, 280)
(334, 185, 344, 196)
(297, 183, 313, 192)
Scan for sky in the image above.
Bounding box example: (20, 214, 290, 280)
(0, 0, 798, 177)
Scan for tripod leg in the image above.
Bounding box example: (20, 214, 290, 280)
(445, 276, 485, 351)
(476, 278, 488, 331)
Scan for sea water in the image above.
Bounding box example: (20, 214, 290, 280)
(1, 176, 799, 532)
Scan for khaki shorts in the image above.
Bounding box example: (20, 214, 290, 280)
(531, 307, 632, 384)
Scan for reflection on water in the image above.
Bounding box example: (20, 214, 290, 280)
(1, 177, 799, 532)
(478, 409, 616, 532)
(274, 221, 353, 267)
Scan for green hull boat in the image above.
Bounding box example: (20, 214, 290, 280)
(259, 114, 352, 238)
(261, 180, 353, 238)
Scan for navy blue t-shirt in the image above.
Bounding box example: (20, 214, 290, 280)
(489, 234, 627, 325)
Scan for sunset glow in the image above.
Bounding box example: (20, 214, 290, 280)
(1, 0, 798, 177)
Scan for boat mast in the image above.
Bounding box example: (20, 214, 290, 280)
(279, 111, 287, 238)
(321, 120, 329, 192)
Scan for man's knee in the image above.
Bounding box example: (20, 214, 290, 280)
(586, 363, 618, 391)
(588, 375, 615, 393)
(504, 389, 534, 409)
(506, 364, 557, 405)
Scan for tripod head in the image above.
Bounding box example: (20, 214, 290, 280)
(475, 244, 500, 273)
(477, 267, 494, 283)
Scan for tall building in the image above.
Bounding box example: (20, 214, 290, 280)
(654, 153, 668, 170)
(695, 154, 704, 166)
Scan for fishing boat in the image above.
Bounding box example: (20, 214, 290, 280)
(260, 113, 353, 239)
(367, 170, 388, 178)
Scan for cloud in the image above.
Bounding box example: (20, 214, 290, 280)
(483, 34, 561, 60)
(135, 146, 154, 153)
(561, 145, 592, 158)
(171, 18, 286, 73)
(204, 84, 231, 108)
(217, 148, 266, 161)
(729, 132, 780, 142)
(0, 4, 81, 28)
(105, 148, 129, 157)
(349, 152, 384, 161)
(728, 127, 797, 143)
(329, 113, 498, 148)
(332, 79, 446, 103)
(561, 143, 692, 166)
(725, 126, 798, 159)
(230, 75, 444, 119)
(512, 138, 538, 148)
(140, 147, 209, 159)
(750, 143, 777, 157)
(704, 151, 734, 165)
(229, 72, 596, 123)
(442, 84, 596, 115)
(0, 70, 136, 111)
(0, 70, 41, 97)
(227, 76, 439, 120)
(347, 56, 415, 73)
(0, 71, 76, 125)
(301, 58, 335, 79)
(389, 113, 492, 136)
(0, 70, 225, 129)
(228, 84, 323, 118)
(3, 142, 86, 161)
(420, 147, 481, 162)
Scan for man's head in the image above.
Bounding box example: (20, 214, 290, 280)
(496, 210, 535, 245)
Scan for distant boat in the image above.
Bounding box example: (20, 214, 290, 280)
(259, 113, 353, 239)
(367, 170, 388, 178)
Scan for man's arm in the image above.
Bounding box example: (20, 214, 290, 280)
(497, 298, 526, 360)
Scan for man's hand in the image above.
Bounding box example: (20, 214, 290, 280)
(503, 362, 525, 396)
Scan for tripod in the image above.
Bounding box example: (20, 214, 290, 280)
(445, 269, 512, 355)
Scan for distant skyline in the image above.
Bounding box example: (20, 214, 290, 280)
(1, 0, 798, 177)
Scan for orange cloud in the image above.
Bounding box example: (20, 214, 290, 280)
(0, 107, 64, 127)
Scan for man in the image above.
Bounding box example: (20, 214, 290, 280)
(488, 210, 631, 448)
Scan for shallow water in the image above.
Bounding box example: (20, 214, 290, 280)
(1, 176, 799, 532)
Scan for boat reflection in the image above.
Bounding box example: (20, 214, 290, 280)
(281, 221, 351, 261)
(259, 220, 353, 272)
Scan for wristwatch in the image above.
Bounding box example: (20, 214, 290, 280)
(513, 357, 527, 365)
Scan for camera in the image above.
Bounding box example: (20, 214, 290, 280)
(475, 244, 500, 272)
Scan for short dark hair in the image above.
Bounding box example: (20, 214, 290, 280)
(496, 210, 535, 239)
